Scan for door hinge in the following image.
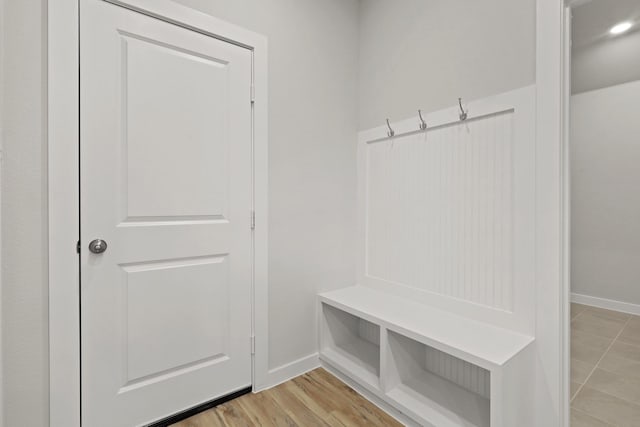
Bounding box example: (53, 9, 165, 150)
(250, 85, 255, 104)
(250, 335, 255, 355)
(76, 240, 81, 254)
(251, 210, 256, 230)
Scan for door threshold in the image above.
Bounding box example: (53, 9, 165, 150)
(147, 386, 252, 427)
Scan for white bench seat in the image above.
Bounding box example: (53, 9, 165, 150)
(319, 285, 533, 369)
(318, 286, 535, 427)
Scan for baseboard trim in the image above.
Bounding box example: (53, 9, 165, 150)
(321, 362, 419, 427)
(146, 386, 252, 427)
(572, 292, 640, 316)
(254, 352, 320, 392)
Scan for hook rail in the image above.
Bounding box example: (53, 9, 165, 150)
(368, 106, 514, 144)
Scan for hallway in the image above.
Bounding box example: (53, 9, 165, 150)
(571, 304, 640, 426)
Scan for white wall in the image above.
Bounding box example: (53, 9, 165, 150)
(571, 80, 640, 306)
(357, 0, 536, 131)
(571, 0, 640, 95)
(1, 1, 49, 427)
(172, 0, 360, 372)
(572, 31, 640, 94)
(1, 1, 359, 424)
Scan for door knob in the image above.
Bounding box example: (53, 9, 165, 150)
(89, 239, 108, 254)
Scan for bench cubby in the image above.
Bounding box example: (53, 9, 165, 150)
(318, 286, 535, 427)
(320, 303, 380, 389)
(386, 331, 490, 427)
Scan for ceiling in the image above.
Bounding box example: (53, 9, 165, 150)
(572, 0, 640, 49)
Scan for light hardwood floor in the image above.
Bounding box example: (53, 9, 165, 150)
(172, 368, 402, 427)
(571, 303, 640, 426)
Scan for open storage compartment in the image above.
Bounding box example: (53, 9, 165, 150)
(385, 331, 490, 427)
(320, 303, 380, 389)
(319, 286, 536, 426)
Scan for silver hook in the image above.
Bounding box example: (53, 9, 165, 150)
(418, 110, 427, 131)
(386, 119, 395, 137)
(458, 98, 468, 121)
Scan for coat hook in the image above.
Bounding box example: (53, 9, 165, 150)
(418, 110, 427, 131)
(458, 97, 468, 121)
(386, 119, 395, 137)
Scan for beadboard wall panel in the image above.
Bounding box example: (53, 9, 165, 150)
(425, 346, 491, 399)
(366, 111, 514, 311)
(358, 318, 380, 346)
(357, 86, 536, 334)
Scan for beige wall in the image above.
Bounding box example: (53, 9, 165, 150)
(357, 0, 536, 131)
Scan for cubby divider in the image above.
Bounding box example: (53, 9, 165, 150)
(320, 303, 380, 389)
(318, 286, 535, 427)
(385, 331, 490, 427)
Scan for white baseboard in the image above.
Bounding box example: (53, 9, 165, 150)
(321, 362, 419, 427)
(572, 293, 640, 316)
(254, 352, 320, 392)
(255, 353, 416, 426)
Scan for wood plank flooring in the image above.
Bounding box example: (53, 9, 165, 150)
(171, 368, 402, 427)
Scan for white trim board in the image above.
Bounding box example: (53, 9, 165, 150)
(535, 1, 571, 426)
(321, 362, 420, 427)
(48, 1, 268, 426)
(0, 0, 4, 423)
(256, 353, 320, 392)
(571, 293, 640, 316)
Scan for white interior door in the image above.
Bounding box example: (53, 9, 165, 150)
(80, 1, 253, 425)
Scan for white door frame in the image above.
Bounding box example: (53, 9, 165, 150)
(535, 0, 571, 426)
(47, 1, 268, 426)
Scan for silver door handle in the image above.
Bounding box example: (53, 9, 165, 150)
(89, 239, 108, 254)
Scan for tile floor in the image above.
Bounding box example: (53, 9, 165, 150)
(571, 303, 640, 426)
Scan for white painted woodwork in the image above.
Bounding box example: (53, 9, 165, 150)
(424, 346, 490, 399)
(50, 1, 268, 425)
(357, 86, 536, 335)
(322, 362, 422, 427)
(321, 304, 380, 389)
(122, 33, 231, 220)
(48, 0, 81, 425)
(358, 317, 381, 346)
(366, 111, 514, 311)
(344, 88, 537, 425)
(318, 286, 535, 427)
(535, 3, 571, 425)
(320, 286, 532, 369)
(386, 331, 490, 427)
(571, 292, 640, 316)
(80, 1, 253, 425)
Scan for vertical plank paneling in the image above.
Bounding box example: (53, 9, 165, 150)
(357, 319, 380, 346)
(366, 112, 514, 311)
(424, 346, 491, 399)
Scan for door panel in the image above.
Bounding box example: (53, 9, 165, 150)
(123, 255, 229, 382)
(80, 1, 253, 425)
(122, 32, 231, 220)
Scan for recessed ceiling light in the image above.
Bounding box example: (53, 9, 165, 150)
(610, 22, 633, 35)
